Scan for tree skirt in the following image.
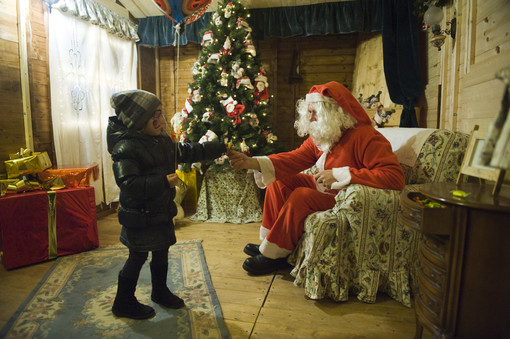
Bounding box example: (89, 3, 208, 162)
(191, 166, 263, 223)
(0, 242, 229, 339)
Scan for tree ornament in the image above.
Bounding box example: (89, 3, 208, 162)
(254, 72, 269, 100)
(207, 53, 221, 64)
(201, 30, 214, 46)
(217, 90, 228, 99)
(237, 17, 252, 32)
(220, 69, 229, 86)
(240, 138, 249, 153)
(231, 61, 244, 79)
(192, 61, 202, 75)
(221, 96, 245, 126)
(185, 98, 193, 113)
(213, 12, 222, 26)
(244, 40, 256, 56)
(224, 2, 233, 18)
(198, 129, 218, 143)
(221, 36, 232, 55)
(192, 89, 202, 102)
(263, 130, 278, 143)
(201, 111, 214, 123)
(236, 76, 254, 89)
(249, 113, 259, 127)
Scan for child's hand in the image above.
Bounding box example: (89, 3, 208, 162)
(166, 173, 180, 188)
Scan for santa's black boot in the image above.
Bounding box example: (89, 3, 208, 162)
(112, 272, 155, 319)
(150, 262, 185, 309)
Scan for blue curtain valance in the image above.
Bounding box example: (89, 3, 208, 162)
(137, 0, 383, 47)
(248, 0, 382, 40)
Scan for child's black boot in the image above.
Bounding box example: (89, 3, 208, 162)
(150, 261, 185, 309)
(112, 271, 155, 319)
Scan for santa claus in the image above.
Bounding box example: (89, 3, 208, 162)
(227, 81, 405, 275)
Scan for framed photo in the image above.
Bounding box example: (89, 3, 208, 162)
(457, 125, 508, 195)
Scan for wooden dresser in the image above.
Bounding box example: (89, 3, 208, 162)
(400, 182, 510, 339)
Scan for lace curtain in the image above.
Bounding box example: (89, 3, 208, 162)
(49, 3, 138, 204)
(53, 0, 139, 41)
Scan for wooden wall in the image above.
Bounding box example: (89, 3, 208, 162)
(0, 0, 53, 176)
(0, 0, 25, 174)
(26, 0, 53, 162)
(425, 0, 510, 136)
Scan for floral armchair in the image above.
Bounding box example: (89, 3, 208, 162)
(287, 128, 469, 307)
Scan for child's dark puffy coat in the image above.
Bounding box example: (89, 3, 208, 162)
(107, 116, 225, 251)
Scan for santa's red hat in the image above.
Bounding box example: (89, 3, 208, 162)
(306, 81, 371, 125)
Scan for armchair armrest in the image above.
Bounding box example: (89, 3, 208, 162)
(289, 184, 416, 307)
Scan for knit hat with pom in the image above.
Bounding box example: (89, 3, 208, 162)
(111, 90, 161, 130)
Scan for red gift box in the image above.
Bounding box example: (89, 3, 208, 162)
(0, 186, 99, 269)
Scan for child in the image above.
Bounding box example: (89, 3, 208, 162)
(107, 89, 226, 319)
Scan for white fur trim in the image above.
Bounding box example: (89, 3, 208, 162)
(259, 226, 270, 241)
(314, 153, 327, 192)
(331, 166, 351, 190)
(259, 238, 292, 259)
(253, 156, 275, 188)
(306, 92, 337, 105)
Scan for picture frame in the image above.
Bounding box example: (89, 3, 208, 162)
(457, 125, 508, 195)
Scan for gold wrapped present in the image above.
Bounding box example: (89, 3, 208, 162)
(5, 149, 52, 179)
(0, 179, 41, 195)
(0, 179, 17, 196)
(176, 168, 200, 214)
(9, 148, 32, 160)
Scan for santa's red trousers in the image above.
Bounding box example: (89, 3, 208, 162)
(262, 173, 337, 253)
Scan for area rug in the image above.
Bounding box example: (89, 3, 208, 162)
(0, 242, 229, 339)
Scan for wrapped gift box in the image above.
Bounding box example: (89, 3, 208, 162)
(37, 163, 99, 188)
(5, 150, 52, 179)
(0, 186, 99, 269)
(176, 168, 200, 214)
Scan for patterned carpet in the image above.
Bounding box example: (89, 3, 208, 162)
(0, 242, 228, 338)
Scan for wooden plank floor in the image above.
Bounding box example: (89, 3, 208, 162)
(0, 212, 433, 338)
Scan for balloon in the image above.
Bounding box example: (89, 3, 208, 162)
(152, 0, 212, 25)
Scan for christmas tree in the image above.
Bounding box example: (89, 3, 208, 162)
(174, 0, 281, 168)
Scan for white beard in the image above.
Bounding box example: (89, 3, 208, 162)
(294, 99, 358, 153)
(307, 121, 343, 152)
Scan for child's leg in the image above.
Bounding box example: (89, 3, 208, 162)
(112, 250, 155, 319)
(150, 247, 185, 308)
(121, 250, 148, 279)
